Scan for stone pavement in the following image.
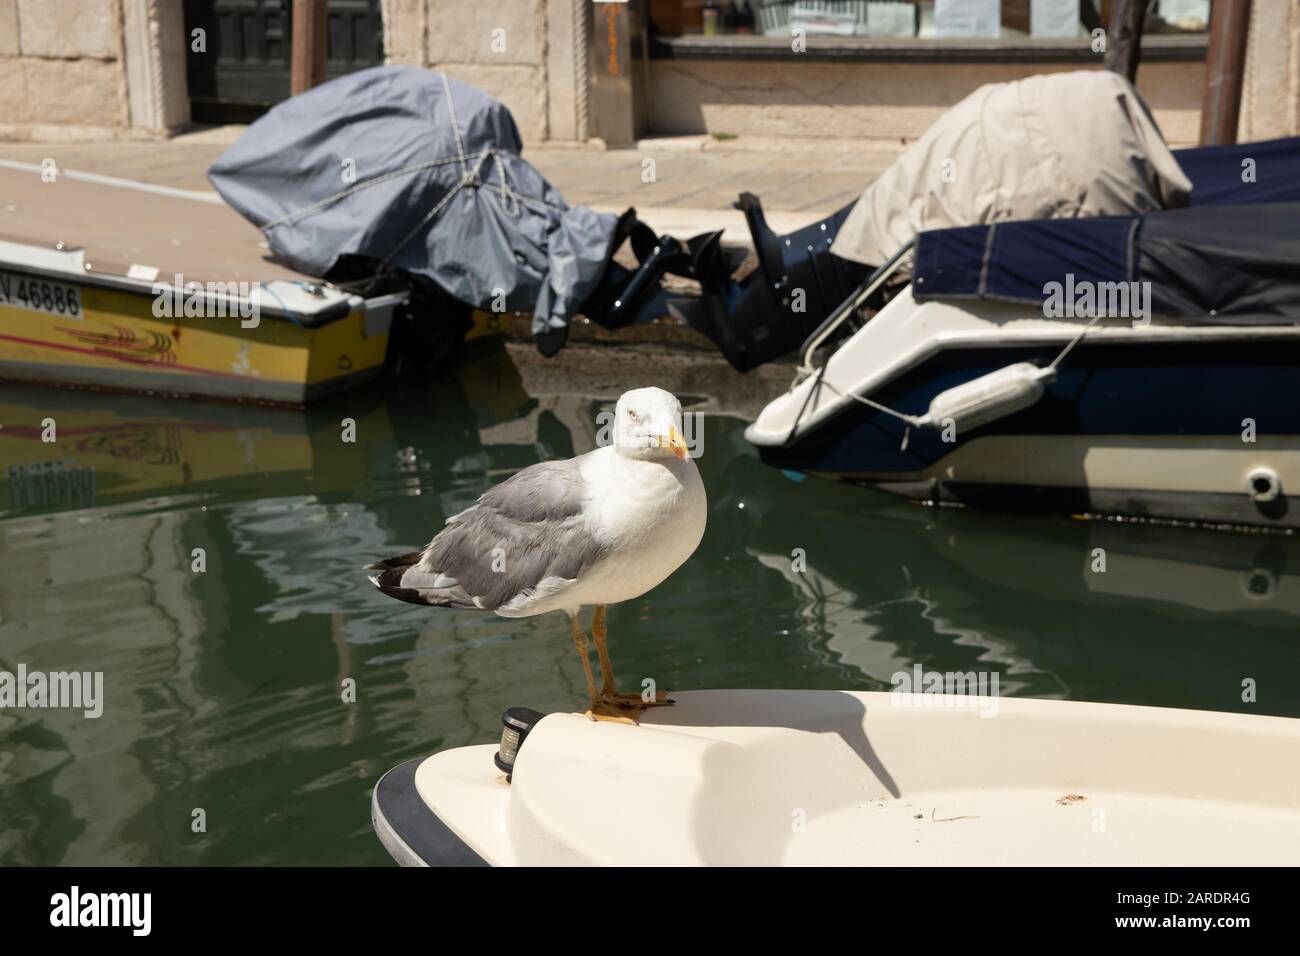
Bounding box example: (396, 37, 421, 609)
(0, 128, 902, 244)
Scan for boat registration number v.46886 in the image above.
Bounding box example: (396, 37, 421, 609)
(0, 271, 83, 318)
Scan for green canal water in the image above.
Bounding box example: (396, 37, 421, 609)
(1, 346, 1297, 865)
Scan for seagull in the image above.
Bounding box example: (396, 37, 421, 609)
(366, 387, 707, 720)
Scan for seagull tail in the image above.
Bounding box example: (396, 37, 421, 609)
(364, 551, 479, 609)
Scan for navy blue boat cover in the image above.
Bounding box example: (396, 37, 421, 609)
(913, 138, 1300, 323)
(1173, 137, 1300, 206)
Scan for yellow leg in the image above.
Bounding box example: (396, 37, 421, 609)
(591, 606, 674, 709)
(592, 605, 618, 696)
(573, 612, 633, 723)
(569, 613, 598, 703)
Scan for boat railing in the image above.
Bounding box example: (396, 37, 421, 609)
(793, 238, 915, 387)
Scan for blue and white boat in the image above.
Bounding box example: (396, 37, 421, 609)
(745, 137, 1300, 529)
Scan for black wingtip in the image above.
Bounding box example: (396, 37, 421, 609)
(374, 584, 439, 606)
(366, 554, 446, 607)
(363, 551, 423, 574)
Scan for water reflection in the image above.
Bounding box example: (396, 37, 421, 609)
(0, 343, 1296, 865)
(746, 500, 1300, 710)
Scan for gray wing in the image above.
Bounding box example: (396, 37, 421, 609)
(368, 457, 605, 614)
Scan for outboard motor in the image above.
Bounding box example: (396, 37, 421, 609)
(575, 196, 872, 374)
(668, 194, 870, 372)
(579, 211, 736, 334)
(580, 211, 685, 330)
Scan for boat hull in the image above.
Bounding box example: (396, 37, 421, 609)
(0, 269, 388, 405)
(372, 758, 488, 868)
(0, 266, 509, 406)
(0, 159, 506, 406)
(755, 338, 1300, 528)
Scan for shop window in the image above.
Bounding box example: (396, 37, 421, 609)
(648, 0, 1211, 42)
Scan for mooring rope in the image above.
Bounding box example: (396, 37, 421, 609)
(1047, 312, 1105, 370)
(573, 0, 592, 141)
(790, 313, 1112, 443)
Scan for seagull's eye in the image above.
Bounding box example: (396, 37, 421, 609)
(626, 409, 641, 424)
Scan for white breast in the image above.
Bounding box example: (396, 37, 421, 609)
(562, 446, 707, 612)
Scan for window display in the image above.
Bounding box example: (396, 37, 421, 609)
(648, 0, 1211, 41)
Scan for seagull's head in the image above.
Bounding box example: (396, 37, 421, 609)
(613, 387, 689, 461)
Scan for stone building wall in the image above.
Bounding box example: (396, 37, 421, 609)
(1241, 0, 1300, 142)
(0, 0, 188, 140)
(0, 0, 131, 137)
(383, 0, 1300, 147)
(0, 0, 1296, 146)
(649, 58, 1208, 145)
(382, 0, 584, 145)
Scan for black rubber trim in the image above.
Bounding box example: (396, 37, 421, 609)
(374, 757, 489, 867)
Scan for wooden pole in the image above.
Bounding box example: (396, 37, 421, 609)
(291, 0, 328, 96)
(1103, 0, 1147, 83)
(1199, 0, 1253, 145)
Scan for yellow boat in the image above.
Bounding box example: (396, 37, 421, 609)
(0, 162, 500, 406)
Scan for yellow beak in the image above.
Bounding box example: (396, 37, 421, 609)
(659, 425, 688, 460)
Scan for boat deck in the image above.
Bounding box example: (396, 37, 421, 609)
(386, 690, 1300, 866)
(0, 161, 307, 286)
(0, 162, 392, 405)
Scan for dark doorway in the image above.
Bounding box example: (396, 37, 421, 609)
(185, 0, 385, 124)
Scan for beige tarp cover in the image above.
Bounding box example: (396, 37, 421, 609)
(831, 71, 1193, 265)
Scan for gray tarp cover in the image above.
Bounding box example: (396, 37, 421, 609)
(209, 66, 619, 347)
(832, 71, 1192, 266)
